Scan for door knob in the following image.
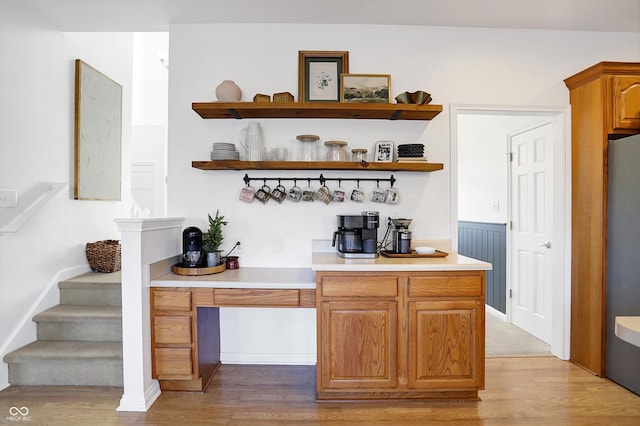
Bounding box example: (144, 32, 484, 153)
(537, 241, 552, 248)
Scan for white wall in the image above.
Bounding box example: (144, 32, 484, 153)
(0, 2, 134, 389)
(167, 23, 639, 362)
(458, 113, 549, 223)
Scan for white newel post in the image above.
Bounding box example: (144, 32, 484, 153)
(114, 217, 184, 412)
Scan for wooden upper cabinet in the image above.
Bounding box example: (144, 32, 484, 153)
(611, 75, 640, 131)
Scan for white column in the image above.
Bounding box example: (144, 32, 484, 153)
(114, 217, 184, 412)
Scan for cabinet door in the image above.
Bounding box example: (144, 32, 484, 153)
(612, 75, 640, 131)
(408, 300, 484, 390)
(319, 300, 397, 390)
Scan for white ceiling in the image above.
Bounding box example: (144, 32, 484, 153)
(23, 0, 640, 33)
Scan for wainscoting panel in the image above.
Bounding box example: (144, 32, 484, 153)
(458, 221, 506, 313)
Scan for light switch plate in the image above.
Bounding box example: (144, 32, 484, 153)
(0, 189, 18, 207)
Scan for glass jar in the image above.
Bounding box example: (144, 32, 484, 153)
(296, 134, 320, 161)
(324, 140, 348, 161)
(351, 148, 368, 162)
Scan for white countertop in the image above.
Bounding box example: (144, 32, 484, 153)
(150, 250, 491, 289)
(311, 251, 492, 272)
(152, 267, 316, 289)
(615, 316, 640, 348)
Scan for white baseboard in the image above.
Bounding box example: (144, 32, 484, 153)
(486, 304, 507, 321)
(117, 379, 161, 412)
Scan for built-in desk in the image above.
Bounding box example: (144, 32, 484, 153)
(150, 266, 315, 392)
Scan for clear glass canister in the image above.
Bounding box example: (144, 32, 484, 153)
(324, 141, 348, 161)
(351, 148, 368, 162)
(296, 134, 320, 161)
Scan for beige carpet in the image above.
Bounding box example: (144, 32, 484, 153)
(485, 312, 551, 357)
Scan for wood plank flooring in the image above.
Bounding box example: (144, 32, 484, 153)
(1, 357, 640, 425)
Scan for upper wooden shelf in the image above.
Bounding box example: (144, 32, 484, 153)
(192, 102, 443, 121)
(192, 160, 444, 172)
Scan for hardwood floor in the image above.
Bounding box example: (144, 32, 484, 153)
(2, 358, 640, 425)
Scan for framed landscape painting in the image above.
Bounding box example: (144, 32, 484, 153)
(340, 74, 391, 103)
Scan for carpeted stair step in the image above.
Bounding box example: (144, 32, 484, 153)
(3, 340, 123, 386)
(58, 271, 121, 306)
(34, 305, 122, 342)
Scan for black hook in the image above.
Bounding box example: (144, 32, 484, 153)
(243, 174, 250, 186)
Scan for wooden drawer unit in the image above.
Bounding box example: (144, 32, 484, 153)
(214, 288, 300, 306)
(320, 275, 398, 298)
(154, 316, 192, 345)
(154, 347, 194, 380)
(408, 272, 483, 298)
(153, 289, 192, 311)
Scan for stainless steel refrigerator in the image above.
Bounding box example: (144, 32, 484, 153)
(606, 133, 640, 395)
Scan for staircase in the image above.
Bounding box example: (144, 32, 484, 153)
(3, 271, 123, 386)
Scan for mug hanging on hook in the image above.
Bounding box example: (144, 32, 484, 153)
(332, 178, 346, 202)
(350, 179, 365, 203)
(371, 179, 386, 203)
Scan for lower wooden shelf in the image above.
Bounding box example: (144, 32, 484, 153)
(192, 160, 443, 172)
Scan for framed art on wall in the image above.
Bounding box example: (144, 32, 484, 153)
(74, 59, 123, 200)
(298, 51, 349, 102)
(341, 74, 391, 103)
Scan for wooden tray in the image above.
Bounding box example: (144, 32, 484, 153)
(172, 263, 226, 276)
(380, 250, 448, 258)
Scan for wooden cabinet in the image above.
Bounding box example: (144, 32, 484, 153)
(150, 288, 221, 391)
(316, 270, 485, 400)
(564, 62, 640, 376)
(150, 285, 314, 392)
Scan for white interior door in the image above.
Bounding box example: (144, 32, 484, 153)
(131, 162, 156, 217)
(509, 121, 554, 343)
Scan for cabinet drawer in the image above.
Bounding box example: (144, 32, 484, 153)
(321, 276, 398, 298)
(154, 289, 192, 311)
(154, 316, 192, 344)
(154, 348, 193, 380)
(214, 289, 300, 306)
(408, 274, 482, 297)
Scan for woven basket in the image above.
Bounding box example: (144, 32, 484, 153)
(86, 240, 121, 273)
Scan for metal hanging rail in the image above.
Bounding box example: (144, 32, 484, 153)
(242, 173, 396, 187)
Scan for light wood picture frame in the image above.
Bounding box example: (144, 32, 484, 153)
(298, 51, 349, 102)
(341, 74, 391, 103)
(74, 59, 123, 200)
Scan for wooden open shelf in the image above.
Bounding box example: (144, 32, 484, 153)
(192, 160, 444, 172)
(192, 102, 443, 121)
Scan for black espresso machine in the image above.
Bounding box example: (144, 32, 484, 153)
(332, 211, 379, 258)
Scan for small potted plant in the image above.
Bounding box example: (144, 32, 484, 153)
(203, 210, 227, 267)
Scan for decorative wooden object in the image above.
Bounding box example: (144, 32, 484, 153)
(564, 61, 640, 376)
(172, 263, 225, 276)
(273, 92, 294, 102)
(315, 270, 485, 400)
(253, 94, 270, 103)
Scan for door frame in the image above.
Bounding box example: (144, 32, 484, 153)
(450, 104, 571, 360)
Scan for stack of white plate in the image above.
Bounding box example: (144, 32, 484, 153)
(211, 142, 240, 160)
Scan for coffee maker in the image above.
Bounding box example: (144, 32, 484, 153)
(391, 218, 413, 254)
(332, 211, 379, 258)
(182, 227, 204, 267)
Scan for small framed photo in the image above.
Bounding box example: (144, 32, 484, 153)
(298, 51, 349, 103)
(341, 74, 391, 103)
(374, 141, 394, 162)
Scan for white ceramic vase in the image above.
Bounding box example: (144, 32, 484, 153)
(215, 80, 242, 102)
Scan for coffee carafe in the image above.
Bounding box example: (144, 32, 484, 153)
(391, 218, 413, 254)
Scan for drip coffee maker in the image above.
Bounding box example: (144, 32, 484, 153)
(332, 211, 379, 258)
(391, 218, 413, 254)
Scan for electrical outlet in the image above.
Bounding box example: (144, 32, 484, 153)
(0, 189, 18, 207)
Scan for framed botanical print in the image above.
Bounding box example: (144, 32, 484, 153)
(298, 51, 349, 102)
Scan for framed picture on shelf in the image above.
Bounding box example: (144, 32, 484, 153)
(374, 141, 394, 162)
(340, 74, 391, 103)
(298, 51, 349, 102)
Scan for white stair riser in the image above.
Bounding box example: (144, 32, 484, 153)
(37, 320, 122, 342)
(8, 359, 123, 386)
